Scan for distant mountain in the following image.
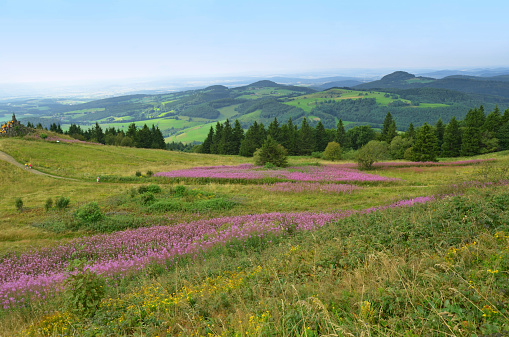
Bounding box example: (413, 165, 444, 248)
(313, 80, 364, 91)
(268, 76, 365, 86)
(418, 68, 509, 79)
(354, 71, 509, 100)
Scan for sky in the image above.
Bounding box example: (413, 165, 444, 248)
(1, 0, 509, 84)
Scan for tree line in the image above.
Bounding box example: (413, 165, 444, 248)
(198, 105, 509, 161)
(45, 122, 166, 149)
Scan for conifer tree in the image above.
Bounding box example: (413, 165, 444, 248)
(137, 124, 152, 148)
(461, 107, 485, 156)
(406, 122, 416, 139)
(314, 120, 328, 152)
(335, 119, 350, 149)
(280, 118, 297, 155)
(210, 122, 223, 154)
(483, 106, 502, 136)
(411, 123, 438, 162)
(201, 127, 214, 154)
(267, 117, 281, 143)
(297, 118, 315, 155)
(381, 112, 397, 143)
(441, 117, 462, 157)
(231, 120, 244, 155)
(220, 119, 234, 154)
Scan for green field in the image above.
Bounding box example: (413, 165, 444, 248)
(1, 134, 509, 336)
(284, 89, 417, 112)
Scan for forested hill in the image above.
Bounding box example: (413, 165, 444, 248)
(3, 74, 509, 144)
(354, 71, 509, 100)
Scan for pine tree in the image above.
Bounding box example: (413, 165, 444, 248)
(239, 121, 265, 157)
(381, 112, 397, 143)
(201, 127, 214, 154)
(483, 106, 502, 136)
(231, 120, 244, 155)
(335, 119, 350, 149)
(498, 121, 509, 150)
(411, 123, 438, 162)
(280, 118, 297, 155)
(253, 136, 288, 167)
(137, 124, 152, 148)
(220, 119, 234, 154)
(210, 122, 223, 154)
(92, 122, 105, 144)
(314, 121, 328, 152)
(461, 107, 485, 156)
(406, 122, 416, 139)
(297, 118, 315, 155)
(267, 117, 281, 143)
(441, 117, 462, 157)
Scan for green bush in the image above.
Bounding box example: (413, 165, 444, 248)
(147, 184, 161, 194)
(140, 193, 155, 205)
(323, 141, 342, 161)
(55, 196, 70, 209)
(356, 140, 389, 170)
(75, 202, 103, 223)
(311, 151, 323, 159)
(253, 136, 288, 167)
(146, 170, 154, 177)
(14, 197, 23, 212)
(174, 185, 187, 197)
(44, 198, 53, 211)
(138, 185, 149, 194)
(135, 171, 142, 177)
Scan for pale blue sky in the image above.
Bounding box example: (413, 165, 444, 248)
(1, 0, 508, 83)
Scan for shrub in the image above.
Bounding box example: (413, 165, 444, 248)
(64, 260, 105, 318)
(311, 151, 323, 159)
(147, 184, 161, 194)
(140, 193, 155, 205)
(146, 170, 154, 177)
(75, 202, 103, 223)
(138, 185, 148, 194)
(174, 185, 187, 197)
(135, 171, 142, 177)
(55, 196, 70, 209)
(323, 141, 342, 161)
(40, 133, 48, 139)
(356, 140, 389, 170)
(15, 197, 23, 212)
(253, 136, 288, 167)
(44, 198, 53, 211)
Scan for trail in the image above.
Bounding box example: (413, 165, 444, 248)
(0, 150, 79, 181)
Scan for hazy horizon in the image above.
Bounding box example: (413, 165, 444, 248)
(2, 0, 509, 85)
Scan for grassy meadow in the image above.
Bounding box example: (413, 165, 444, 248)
(0, 135, 508, 336)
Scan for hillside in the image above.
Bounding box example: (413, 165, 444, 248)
(2, 73, 509, 144)
(1, 137, 508, 336)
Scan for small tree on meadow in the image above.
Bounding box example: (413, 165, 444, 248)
(323, 141, 342, 161)
(253, 136, 288, 167)
(356, 140, 389, 170)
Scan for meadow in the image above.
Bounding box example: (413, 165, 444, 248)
(0, 134, 508, 336)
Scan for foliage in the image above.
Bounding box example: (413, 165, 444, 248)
(411, 123, 439, 162)
(14, 197, 23, 212)
(55, 196, 70, 210)
(135, 171, 142, 177)
(64, 260, 105, 318)
(356, 140, 389, 169)
(253, 136, 288, 167)
(322, 141, 342, 161)
(75, 202, 103, 223)
(44, 197, 53, 212)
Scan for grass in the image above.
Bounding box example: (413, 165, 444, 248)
(1, 136, 509, 336)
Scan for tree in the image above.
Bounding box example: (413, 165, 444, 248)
(137, 124, 152, 148)
(280, 118, 297, 155)
(239, 121, 265, 157)
(497, 121, 509, 150)
(461, 107, 485, 156)
(201, 127, 214, 154)
(406, 122, 416, 139)
(297, 118, 315, 155)
(389, 136, 413, 159)
(219, 119, 234, 154)
(314, 121, 328, 152)
(347, 125, 376, 150)
(323, 141, 342, 161)
(253, 136, 288, 167)
(210, 122, 223, 154)
(381, 112, 397, 143)
(267, 117, 281, 143)
(441, 117, 462, 157)
(356, 140, 389, 170)
(231, 120, 244, 155)
(335, 119, 350, 149)
(411, 123, 438, 162)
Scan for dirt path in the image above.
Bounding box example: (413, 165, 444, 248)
(0, 150, 79, 181)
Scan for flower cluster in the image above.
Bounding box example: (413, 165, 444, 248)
(335, 159, 492, 169)
(154, 164, 398, 182)
(0, 196, 434, 309)
(262, 182, 361, 194)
